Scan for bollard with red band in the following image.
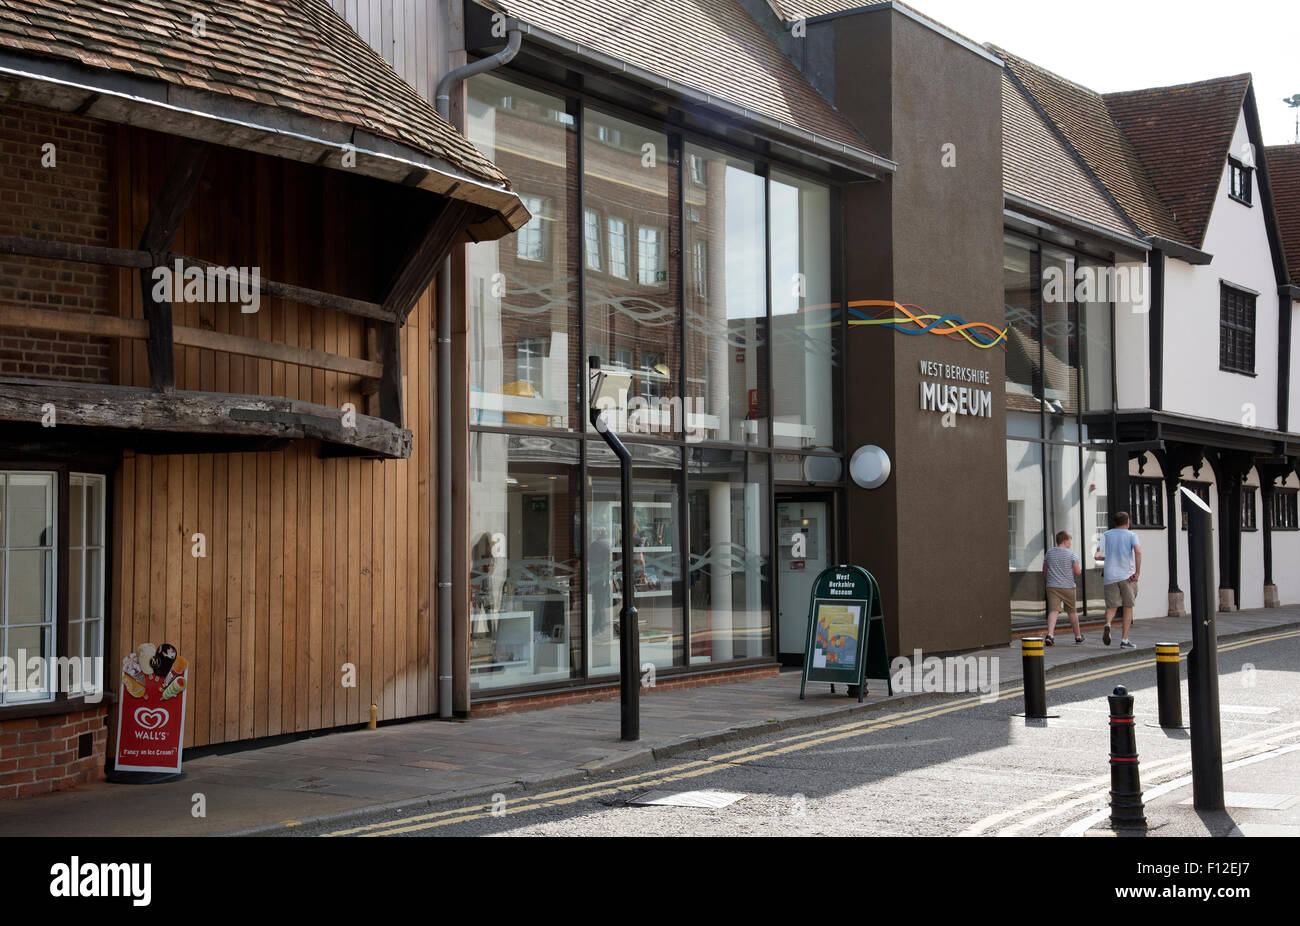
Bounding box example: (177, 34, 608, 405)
(1108, 685, 1147, 828)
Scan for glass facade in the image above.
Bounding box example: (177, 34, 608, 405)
(465, 72, 842, 694)
(1004, 232, 1114, 626)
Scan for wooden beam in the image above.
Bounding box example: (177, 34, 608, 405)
(139, 140, 211, 253)
(0, 305, 148, 340)
(174, 255, 399, 324)
(0, 236, 152, 269)
(137, 140, 211, 392)
(0, 236, 396, 325)
(172, 326, 383, 379)
(381, 198, 473, 320)
(0, 306, 381, 378)
(376, 323, 403, 426)
(0, 378, 411, 459)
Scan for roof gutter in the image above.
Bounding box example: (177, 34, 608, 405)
(505, 19, 896, 178)
(1147, 235, 1213, 266)
(0, 51, 527, 237)
(1004, 193, 1150, 256)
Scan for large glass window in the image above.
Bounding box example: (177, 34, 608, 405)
(687, 450, 770, 663)
(465, 74, 846, 693)
(584, 110, 680, 435)
(684, 144, 768, 446)
(467, 74, 577, 430)
(469, 434, 582, 692)
(1007, 441, 1045, 624)
(1, 472, 55, 704)
(0, 470, 105, 706)
(1079, 258, 1114, 414)
(1004, 235, 1040, 437)
(586, 443, 683, 676)
(770, 171, 837, 451)
(1005, 232, 1117, 628)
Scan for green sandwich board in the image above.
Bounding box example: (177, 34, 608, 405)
(799, 565, 892, 702)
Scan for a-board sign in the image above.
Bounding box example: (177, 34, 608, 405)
(114, 642, 189, 775)
(799, 565, 892, 702)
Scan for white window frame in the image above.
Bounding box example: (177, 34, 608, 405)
(516, 194, 548, 262)
(584, 208, 602, 272)
(607, 216, 628, 279)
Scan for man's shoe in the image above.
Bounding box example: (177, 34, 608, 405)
(1103, 625, 1112, 646)
(1120, 640, 1136, 649)
(1045, 635, 1054, 646)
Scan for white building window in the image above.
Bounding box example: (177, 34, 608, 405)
(607, 217, 628, 279)
(516, 195, 548, 262)
(638, 225, 667, 285)
(0, 471, 105, 705)
(584, 208, 602, 272)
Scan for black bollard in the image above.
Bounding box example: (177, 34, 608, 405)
(1022, 637, 1046, 718)
(1155, 643, 1183, 728)
(1108, 685, 1147, 828)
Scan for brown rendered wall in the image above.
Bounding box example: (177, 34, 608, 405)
(834, 10, 1009, 655)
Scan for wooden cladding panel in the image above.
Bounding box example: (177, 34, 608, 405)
(108, 123, 438, 746)
(111, 295, 436, 747)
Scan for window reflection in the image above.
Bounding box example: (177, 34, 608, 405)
(466, 75, 577, 430)
(770, 172, 836, 450)
(684, 145, 768, 445)
(469, 434, 582, 691)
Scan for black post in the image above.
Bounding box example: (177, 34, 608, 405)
(589, 357, 640, 742)
(1154, 643, 1183, 728)
(1108, 685, 1147, 828)
(1021, 638, 1046, 718)
(1185, 493, 1224, 810)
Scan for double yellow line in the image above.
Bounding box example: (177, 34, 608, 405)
(323, 628, 1300, 836)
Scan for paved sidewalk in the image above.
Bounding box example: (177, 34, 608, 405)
(1, 606, 1296, 837)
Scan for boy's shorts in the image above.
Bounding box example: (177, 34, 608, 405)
(1047, 587, 1076, 613)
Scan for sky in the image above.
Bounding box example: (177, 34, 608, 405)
(902, 0, 1300, 147)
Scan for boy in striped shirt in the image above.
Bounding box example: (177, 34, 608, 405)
(1043, 530, 1083, 645)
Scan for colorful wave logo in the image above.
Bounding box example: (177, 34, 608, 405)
(848, 300, 1008, 350)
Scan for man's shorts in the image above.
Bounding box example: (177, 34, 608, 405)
(1104, 580, 1138, 608)
(1046, 587, 1076, 613)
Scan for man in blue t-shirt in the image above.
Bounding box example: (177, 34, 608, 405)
(1094, 512, 1141, 648)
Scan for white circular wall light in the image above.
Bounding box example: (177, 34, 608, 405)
(849, 445, 891, 489)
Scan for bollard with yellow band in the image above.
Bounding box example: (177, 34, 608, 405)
(1154, 643, 1185, 729)
(1021, 637, 1047, 719)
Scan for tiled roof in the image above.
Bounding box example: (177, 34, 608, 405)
(1105, 76, 1251, 250)
(991, 45, 1189, 246)
(1266, 145, 1300, 284)
(0, 0, 510, 189)
(480, 0, 880, 159)
(1001, 71, 1136, 241)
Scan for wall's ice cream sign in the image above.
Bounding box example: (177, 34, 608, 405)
(113, 642, 189, 775)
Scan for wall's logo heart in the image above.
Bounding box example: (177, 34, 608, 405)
(134, 707, 169, 730)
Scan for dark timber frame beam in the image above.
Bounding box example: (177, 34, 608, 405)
(137, 139, 210, 392)
(372, 197, 473, 427)
(0, 378, 411, 459)
(0, 236, 398, 324)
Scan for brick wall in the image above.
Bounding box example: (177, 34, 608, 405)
(0, 101, 112, 383)
(0, 704, 109, 800)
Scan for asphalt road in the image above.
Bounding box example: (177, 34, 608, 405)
(288, 628, 1300, 838)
